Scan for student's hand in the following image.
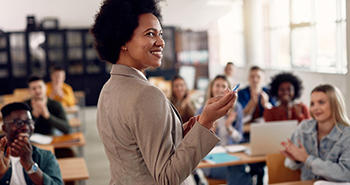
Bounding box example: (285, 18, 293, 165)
(10, 133, 34, 171)
(199, 88, 237, 129)
(31, 100, 42, 118)
(52, 85, 64, 98)
(250, 89, 259, 105)
(293, 104, 302, 118)
(0, 137, 10, 176)
(260, 91, 269, 108)
(281, 139, 309, 162)
(225, 110, 237, 128)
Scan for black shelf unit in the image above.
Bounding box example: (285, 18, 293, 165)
(0, 26, 178, 105)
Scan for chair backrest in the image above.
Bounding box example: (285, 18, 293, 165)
(266, 153, 301, 184)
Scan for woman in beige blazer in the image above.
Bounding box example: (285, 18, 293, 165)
(91, 0, 237, 184)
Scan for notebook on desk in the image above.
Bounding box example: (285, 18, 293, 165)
(247, 120, 298, 156)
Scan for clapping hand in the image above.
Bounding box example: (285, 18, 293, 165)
(9, 133, 34, 171)
(0, 137, 10, 176)
(281, 139, 309, 162)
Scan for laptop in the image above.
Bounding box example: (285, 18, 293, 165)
(248, 120, 298, 156)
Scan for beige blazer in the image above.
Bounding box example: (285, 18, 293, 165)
(97, 64, 219, 185)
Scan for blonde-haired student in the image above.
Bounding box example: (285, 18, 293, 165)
(281, 84, 350, 182)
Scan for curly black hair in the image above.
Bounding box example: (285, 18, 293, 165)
(91, 0, 162, 64)
(269, 72, 303, 100)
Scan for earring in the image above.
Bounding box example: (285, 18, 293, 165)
(121, 47, 127, 51)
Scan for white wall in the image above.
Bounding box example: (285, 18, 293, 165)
(0, 0, 102, 31)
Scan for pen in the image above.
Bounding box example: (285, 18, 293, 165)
(232, 83, 240, 91)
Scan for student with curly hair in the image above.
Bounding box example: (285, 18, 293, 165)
(264, 72, 310, 122)
(91, 0, 237, 184)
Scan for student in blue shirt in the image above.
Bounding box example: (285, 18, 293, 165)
(281, 84, 350, 182)
(238, 66, 276, 123)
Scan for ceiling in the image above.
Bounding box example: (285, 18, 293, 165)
(160, 0, 236, 30)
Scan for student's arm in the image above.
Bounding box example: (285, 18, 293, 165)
(46, 101, 71, 134)
(303, 139, 350, 182)
(39, 151, 64, 185)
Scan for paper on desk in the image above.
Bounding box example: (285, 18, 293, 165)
(314, 181, 350, 185)
(30, 133, 53, 144)
(208, 145, 247, 155)
(225, 145, 247, 153)
(208, 146, 227, 154)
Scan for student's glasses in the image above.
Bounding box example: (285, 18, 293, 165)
(4, 119, 34, 128)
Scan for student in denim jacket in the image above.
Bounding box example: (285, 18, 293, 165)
(281, 84, 350, 182)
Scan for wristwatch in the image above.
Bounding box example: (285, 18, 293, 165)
(26, 163, 39, 174)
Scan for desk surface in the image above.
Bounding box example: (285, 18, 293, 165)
(58, 157, 89, 181)
(34, 132, 85, 149)
(197, 144, 266, 168)
(270, 180, 314, 185)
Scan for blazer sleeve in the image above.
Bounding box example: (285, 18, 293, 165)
(131, 86, 219, 185)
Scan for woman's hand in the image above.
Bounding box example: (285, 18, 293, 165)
(183, 116, 198, 136)
(281, 139, 309, 162)
(199, 88, 237, 129)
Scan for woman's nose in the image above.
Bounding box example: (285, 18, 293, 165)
(155, 36, 165, 47)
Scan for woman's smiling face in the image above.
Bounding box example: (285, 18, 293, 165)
(124, 13, 165, 70)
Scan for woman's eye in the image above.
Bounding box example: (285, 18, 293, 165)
(146, 32, 155, 37)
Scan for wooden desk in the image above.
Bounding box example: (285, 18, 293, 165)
(270, 180, 314, 185)
(34, 132, 85, 149)
(58, 157, 89, 181)
(197, 145, 266, 168)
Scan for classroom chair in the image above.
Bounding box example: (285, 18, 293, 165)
(266, 153, 300, 184)
(207, 178, 227, 185)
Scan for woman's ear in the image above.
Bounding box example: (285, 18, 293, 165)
(121, 46, 128, 51)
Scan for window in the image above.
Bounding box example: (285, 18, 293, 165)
(264, 0, 347, 74)
(216, 0, 245, 67)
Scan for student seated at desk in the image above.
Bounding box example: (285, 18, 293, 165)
(198, 75, 251, 185)
(264, 72, 310, 123)
(25, 76, 71, 135)
(281, 84, 350, 182)
(238, 66, 276, 123)
(46, 66, 76, 108)
(170, 75, 196, 123)
(0, 102, 63, 185)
